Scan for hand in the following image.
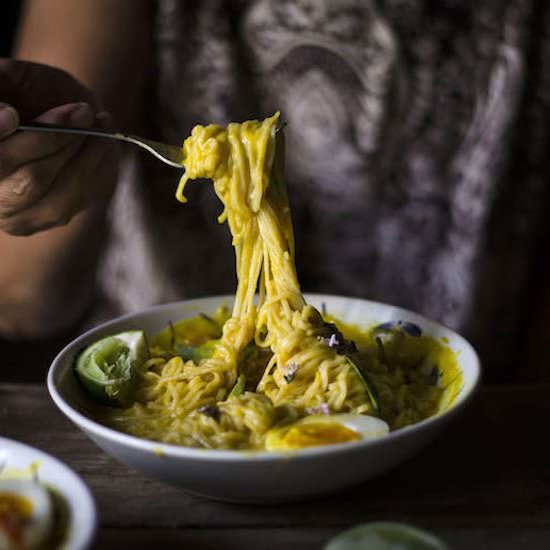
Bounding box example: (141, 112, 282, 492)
(0, 59, 118, 236)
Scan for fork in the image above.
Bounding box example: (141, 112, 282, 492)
(18, 121, 286, 169)
(17, 121, 185, 168)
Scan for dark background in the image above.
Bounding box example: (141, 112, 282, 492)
(1, 1, 20, 56)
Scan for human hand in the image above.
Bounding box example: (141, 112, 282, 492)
(0, 59, 118, 236)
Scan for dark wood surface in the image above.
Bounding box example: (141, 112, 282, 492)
(1, 383, 549, 549)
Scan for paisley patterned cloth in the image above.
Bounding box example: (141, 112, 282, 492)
(99, 0, 550, 380)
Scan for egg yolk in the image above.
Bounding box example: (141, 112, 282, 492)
(281, 422, 361, 448)
(0, 492, 34, 549)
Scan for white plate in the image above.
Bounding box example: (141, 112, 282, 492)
(0, 437, 96, 549)
(47, 294, 481, 503)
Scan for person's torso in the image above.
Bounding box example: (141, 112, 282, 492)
(99, 0, 549, 378)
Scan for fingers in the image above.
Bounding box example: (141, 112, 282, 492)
(0, 102, 94, 179)
(0, 103, 98, 218)
(0, 137, 117, 236)
(0, 58, 98, 118)
(0, 59, 116, 236)
(0, 103, 19, 138)
(0, 140, 80, 220)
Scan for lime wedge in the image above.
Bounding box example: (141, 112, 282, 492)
(325, 522, 449, 550)
(75, 330, 149, 407)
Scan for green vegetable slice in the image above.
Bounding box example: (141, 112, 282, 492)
(229, 373, 246, 397)
(325, 522, 449, 550)
(345, 355, 380, 417)
(75, 330, 149, 407)
(175, 339, 217, 363)
(199, 312, 222, 337)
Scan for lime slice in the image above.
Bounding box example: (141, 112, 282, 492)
(75, 330, 149, 407)
(325, 522, 449, 550)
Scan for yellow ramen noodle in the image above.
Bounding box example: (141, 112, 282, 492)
(105, 114, 460, 450)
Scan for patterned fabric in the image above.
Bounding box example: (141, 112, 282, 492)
(99, 0, 550, 379)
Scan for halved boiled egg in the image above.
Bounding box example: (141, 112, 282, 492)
(0, 479, 53, 550)
(265, 414, 389, 451)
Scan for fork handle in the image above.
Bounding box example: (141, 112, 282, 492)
(18, 121, 126, 141)
(17, 122, 185, 168)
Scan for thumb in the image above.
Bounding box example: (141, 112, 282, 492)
(0, 58, 98, 120)
(0, 103, 19, 138)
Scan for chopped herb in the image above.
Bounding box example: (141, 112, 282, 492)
(198, 404, 220, 421)
(317, 322, 357, 355)
(283, 362, 299, 383)
(168, 320, 176, 350)
(442, 373, 461, 390)
(429, 366, 440, 386)
(398, 321, 422, 337)
(200, 312, 220, 329)
(374, 320, 422, 337)
(375, 336, 388, 365)
(347, 341, 358, 354)
(276, 121, 288, 133)
(306, 403, 330, 415)
(375, 321, 395, 332)
(199, 311, 222, 338)
(229, 373, 246, 397)
(199, 312, 223, 338)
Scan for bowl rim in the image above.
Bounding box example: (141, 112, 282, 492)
(0, 436, 97, 550)
(47, 294, 481, 463)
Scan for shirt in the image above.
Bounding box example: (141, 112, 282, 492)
(99, 0, 550, 380)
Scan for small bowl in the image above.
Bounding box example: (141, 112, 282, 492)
(47, 295, 480, 503)
(0, 437, 96, 549)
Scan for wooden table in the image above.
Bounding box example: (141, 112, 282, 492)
(1, 383, 549, 550)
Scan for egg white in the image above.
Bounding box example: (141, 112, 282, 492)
(265, 413, 389, 451)
(0, 479, 53, 550)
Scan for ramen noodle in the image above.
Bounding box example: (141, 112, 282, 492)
(93, 114, 461, 450)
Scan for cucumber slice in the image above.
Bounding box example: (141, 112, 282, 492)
(75, 330, 149, 407)
(175, 339, 217, 363)
(325, 522, 449, 550)
(345, 355, 380, 417)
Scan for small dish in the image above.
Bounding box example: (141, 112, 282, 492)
(0, 437, 96, 549)
(47, 294, 481, 503)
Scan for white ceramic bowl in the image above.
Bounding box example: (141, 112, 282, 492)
(0, 437, 96, 549)
(47, 295, 480, 503)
